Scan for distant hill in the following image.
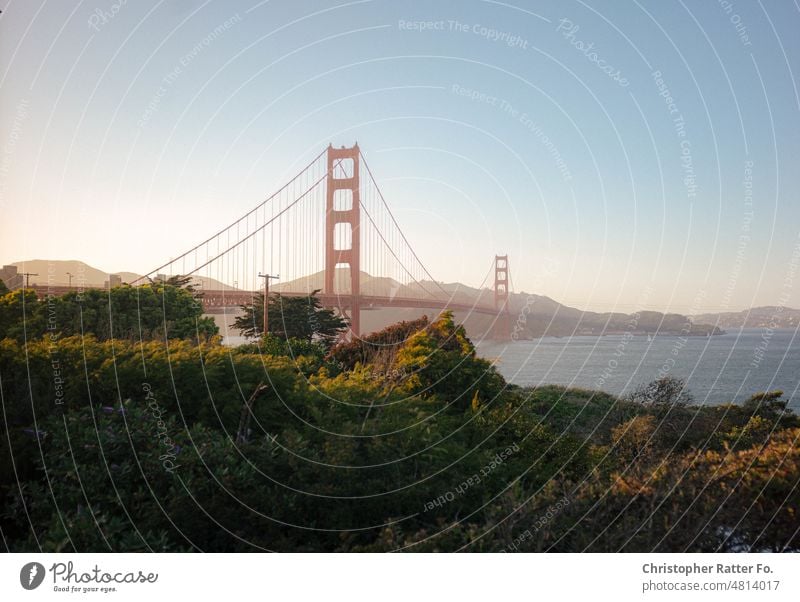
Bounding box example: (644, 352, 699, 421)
(693, 306, 800, 329)
(275, 268, 723, 339)
(3, 260, 723, 339)
(5, 260, 233, 291)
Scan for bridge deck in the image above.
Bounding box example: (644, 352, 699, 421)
(205, 291, 499, 315)
(26, 286, 501, 316)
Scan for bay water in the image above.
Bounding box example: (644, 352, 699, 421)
(477, 328, 800, 410)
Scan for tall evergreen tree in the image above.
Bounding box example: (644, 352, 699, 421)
(234, 290, 347, 345)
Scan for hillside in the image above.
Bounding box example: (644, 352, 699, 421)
(6, 260, 233, 291)
(275, 268, 723, 339)
(693, 306, 800, 329)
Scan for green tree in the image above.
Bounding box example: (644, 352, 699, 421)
(4, 295, 800, 554)
(159, 274, 201, 295)
(328, 315, 429, 371)
(0, 288, 42, 341)
(625, 376, 693, 406)
(37, 283, 217, 342)
(742, 390, 788, 419)
(394, 311, 505, 409)
(234, 290, 346, 346)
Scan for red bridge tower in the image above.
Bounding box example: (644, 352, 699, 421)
(325, 144, 361, 337)
(493, 254, 512, 340)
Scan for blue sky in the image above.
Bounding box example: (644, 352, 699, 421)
(1, 0, 799, 312)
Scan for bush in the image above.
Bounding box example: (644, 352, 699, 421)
(626, 376, 693, 407)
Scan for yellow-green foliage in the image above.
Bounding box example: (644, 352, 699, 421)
(0, 284, 217, 344)
(394, 311, 505, 408)
(2, 306, 799, 553)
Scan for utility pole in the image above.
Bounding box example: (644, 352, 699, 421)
(66, 272, 73, 288)
(22, 272, 38, 288)
(257, 272, 279, 336)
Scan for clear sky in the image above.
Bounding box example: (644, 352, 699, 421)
(1, 0, 798, 313)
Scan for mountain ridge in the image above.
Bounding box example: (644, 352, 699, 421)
(3, 260, 728, 338)
(693, 306, 800, 329)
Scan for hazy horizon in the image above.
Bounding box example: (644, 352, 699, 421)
(2, 256, 798, 317)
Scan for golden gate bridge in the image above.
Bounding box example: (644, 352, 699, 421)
(99, 144, 513, 339)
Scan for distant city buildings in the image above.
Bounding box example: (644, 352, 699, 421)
(0, 265, 22, 289)
(105, 274, 123, 289)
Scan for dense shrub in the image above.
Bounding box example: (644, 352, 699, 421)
(1, 306, 798, 552)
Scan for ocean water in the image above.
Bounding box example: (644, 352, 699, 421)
(477, 328, 800, 410)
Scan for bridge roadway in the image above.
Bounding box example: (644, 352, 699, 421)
(201, 290, 500, 315)
(27, 286, 500, 316)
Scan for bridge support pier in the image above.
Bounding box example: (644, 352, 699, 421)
(325, 144, 361, 338)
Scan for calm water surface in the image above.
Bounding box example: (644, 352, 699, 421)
(477, 328, 800, 410)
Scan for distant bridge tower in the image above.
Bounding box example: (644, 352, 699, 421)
(493, 254, 512, 340)
(325, 144, 361, 337)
